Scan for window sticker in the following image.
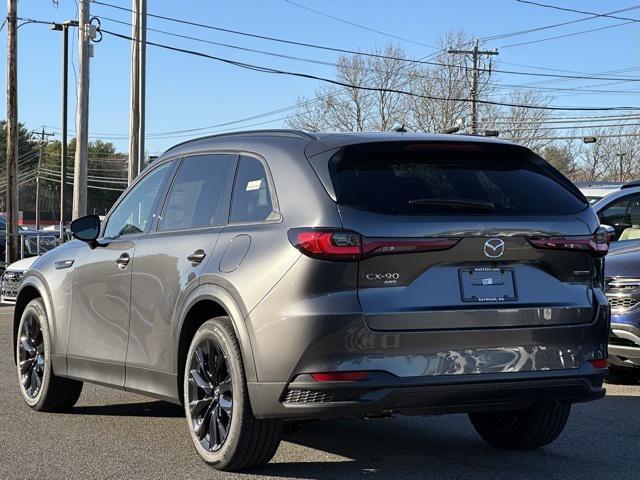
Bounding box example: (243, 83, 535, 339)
(246, 179, 262, 191)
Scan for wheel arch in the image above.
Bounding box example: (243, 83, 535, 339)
(13, 275, 52, 364)
(174, 283, 257, 401)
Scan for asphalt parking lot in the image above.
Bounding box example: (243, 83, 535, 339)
(1, 305, 638, 480)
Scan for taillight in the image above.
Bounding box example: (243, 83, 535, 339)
(528, 227, 609, 257)
(589, 359, 608, 369)
(288, 228, 459, 261)
(363, 237, 459, 255)
(288, 229, 362, 260)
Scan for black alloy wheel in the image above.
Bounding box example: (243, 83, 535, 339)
(188, 339, 233, 452)
(18, 312, 45, 399)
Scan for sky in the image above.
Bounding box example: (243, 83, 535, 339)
(1, 0, 639, 154)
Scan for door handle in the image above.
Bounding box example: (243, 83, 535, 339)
(187, 249, 207, 266)
(115, 253, 130, 270)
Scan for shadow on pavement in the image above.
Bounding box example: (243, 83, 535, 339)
(70, 400, 184, 418)
(253, 394, 640, 480)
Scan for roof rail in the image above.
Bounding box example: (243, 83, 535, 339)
(164, 129, 317, 154)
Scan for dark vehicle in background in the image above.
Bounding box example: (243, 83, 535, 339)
(604, 243, 640, 384)
(0, 215, 62, 267)
(13, 131, 610, 472)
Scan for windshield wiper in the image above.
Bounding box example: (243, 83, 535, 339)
(408, 198, 495, 212)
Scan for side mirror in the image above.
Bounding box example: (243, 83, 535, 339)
(600, 224, 616, 243)
(71, 215, 101, 243)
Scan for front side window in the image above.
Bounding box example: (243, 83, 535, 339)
(599, 194, 640, 241)
(230, 156, 276, 223)
(159, 154, 237, 231)
(103, 162, 171, 238)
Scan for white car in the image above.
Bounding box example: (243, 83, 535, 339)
(577, 182, 622, 205)
(1, 255, 38, 304)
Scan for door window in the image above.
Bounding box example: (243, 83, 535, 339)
(103, 162, 172, 238)
(159, 154, 237, 231)
(230, 156, 276, 223)
(599, 194, 640, 241)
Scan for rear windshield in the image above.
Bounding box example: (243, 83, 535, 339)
(329, 142, 587, 215)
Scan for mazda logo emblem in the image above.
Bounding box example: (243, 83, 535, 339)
(484, 238, 505, 258)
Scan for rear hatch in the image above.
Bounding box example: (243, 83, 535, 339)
(327, 140, 605, 331)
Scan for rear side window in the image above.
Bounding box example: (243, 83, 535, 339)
(330, 143, 587, 215)
(230, 155, 276, 223)
(159, 154, 236, 231)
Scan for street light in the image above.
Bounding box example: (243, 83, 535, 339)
(50, 20, 78, 240)
(583, 136, 597, 144)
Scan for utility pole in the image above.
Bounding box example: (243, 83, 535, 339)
(615, 152, 627, 182)
(138, 0, 147, 174)
(448, 39, 498, 134)
(35, 127, 55, 230)
(51, 20, 77, 238)
(5, 0, 19, 263)
(128, 0, 140, 185)
(73, 0, 91, 220)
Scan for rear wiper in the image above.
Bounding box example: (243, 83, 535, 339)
(408, 198, 495, 211)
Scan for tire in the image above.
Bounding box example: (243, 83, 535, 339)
(16, 298, 83, 411)
(183, 316, 281, 471)
(606, 366, 640, 385)
(469, 402, 571, 450)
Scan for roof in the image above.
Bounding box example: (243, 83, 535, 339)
(163, 128, 516, 158)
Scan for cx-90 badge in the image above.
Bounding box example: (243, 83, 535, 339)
(484, 238, 505, 258)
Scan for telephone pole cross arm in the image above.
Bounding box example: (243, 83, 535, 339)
(448, 39, 498, 134)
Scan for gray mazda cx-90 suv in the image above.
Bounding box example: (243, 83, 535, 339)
(14, 130, 610, 471)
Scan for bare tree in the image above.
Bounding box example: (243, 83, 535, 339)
(407, 31, 488, 133)
(562, 122, 640, 182)
(287, 33, 557, 145)
(287, 47, 409, 132)
(483, 89, 554, 151)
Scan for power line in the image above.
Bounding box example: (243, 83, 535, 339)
(482, 5, 640, 41)
(483, 123, 640, 131)
(100, 28, 640, 113)
(283, 0, 438, 49)
(500, 20, 638, 49)
(497, 61, 640, 77)
(516, 1, 640, 23)
(85, 5, 640, 81)
(96, 15, 640, 97)
(487, 114, 640, 124)
(502, 133, 639, 141)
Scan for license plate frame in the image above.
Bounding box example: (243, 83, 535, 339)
(459, 267, 517, 303)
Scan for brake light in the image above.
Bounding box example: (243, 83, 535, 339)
(288, 228, 459, 261)
(528, 228, 609, 257)
(589, 359, 608, 369)
(289, 229, 362, 260)
(311, 371, 369, 382)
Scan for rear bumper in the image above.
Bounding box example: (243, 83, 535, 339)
(246, 256, 610, 418)
(248, 365, 606, 419)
